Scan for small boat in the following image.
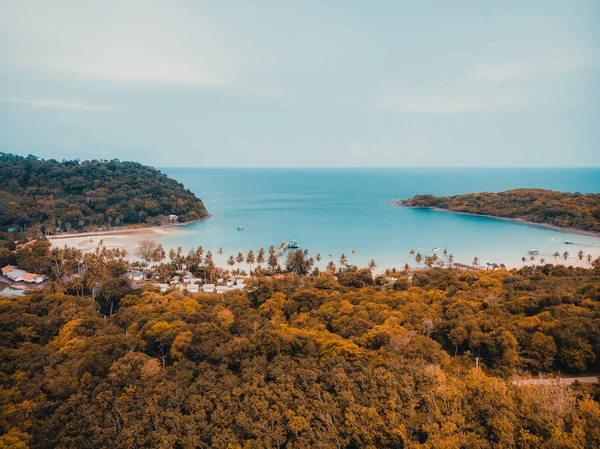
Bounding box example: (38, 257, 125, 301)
(288, 240, 300, 249)
(565, 241, 574, 245)
(279, 242, 287, 249)
(527, 249, 539, 255)
(237, 226, 244, 231)
(431, 247, 440, 252)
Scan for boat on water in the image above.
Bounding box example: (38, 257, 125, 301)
(565, 241, 574, 245)
(527, 249, 539, 255)
(237, 226, 244, 231)
(288, 240, 300, 249)
(431, 247, 440, 252)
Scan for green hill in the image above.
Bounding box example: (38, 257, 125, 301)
(398, 188, 600, 233)
(0, 153, 209, 232)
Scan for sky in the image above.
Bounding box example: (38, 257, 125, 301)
(0, 1, 598, 167)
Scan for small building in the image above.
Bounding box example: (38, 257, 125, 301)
(203, 283, 215, 293)
(155, 283, 169, 293)
(2, 266, 28, 282)
(169, 214, 178, 222)
(226, 279, 235, 287)
(216, 286, 228, 294)
(187, 284, 199, 293)
(24, 273, 47, 284)
(182, 274, 193, 283)
(127, 271, 144, 281)
(236, 281, 246, 290)
(170, 275, 180, 284)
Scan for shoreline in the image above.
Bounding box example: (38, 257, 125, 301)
(391, 200, 600, 238)
(47, 215, 212, 240)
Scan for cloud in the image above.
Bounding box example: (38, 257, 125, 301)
(374, 53, 595, 114)
(1, 99, 119, 112)
(0, 1, 288, 96)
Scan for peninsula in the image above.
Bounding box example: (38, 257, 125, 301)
(394, 188, 600, 235)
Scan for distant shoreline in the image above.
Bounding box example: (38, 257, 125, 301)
(391, 200, 600, 238)
(47, 215, 212, 240)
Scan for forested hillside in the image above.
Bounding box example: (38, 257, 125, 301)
(2, 255, 600, 448)
(398, 189, 600, 233)
(0, 153, 209, 232)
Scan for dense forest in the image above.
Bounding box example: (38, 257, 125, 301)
(0, 153, 209, 232)
(2, 241, 600, 448)
(398, 189, 600, 233)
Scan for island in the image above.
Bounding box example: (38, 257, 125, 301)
(0, 152, 209, 234)
(393, 188, 600, 235)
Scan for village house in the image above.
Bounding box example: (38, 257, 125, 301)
(2, 265, 46, 283)
(202, 283, 215, 293)
(24, 273, 47, 284)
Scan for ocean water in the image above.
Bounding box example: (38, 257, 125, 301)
(153, 168, 600, 270)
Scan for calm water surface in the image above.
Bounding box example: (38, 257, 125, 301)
(155, 168, 600, 270)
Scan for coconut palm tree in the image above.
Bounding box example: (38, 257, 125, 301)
(268, 253, 279, 273)
(246, 250, 255, 275)
(471, 256, 479, 268)
(540, 257, 545, 264)
(553, 251, 560, 261)
(563, 251, 569, 261)
(368, 259, 377, 272)
(339, 253, 348, 267)
(403, 263, 410, 274)
(587, 254, 593, 265)
(521, 256, 527, 265)
(256, 248, 266, 270)
(315, 253, 322, 263)
(218, 247, 224, 256)
(577, 250, 585, 264)
(448, 254, 454, 268)
(227, 255, 235, 273)
(415, 253, 423, 265)
(235, 252, 244, 278)
(409, 249, 415, 257)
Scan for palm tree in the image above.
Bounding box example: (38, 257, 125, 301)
(563, 251, 569, 261)
(235, 252, 244, 278)
(553, 251, 560, 261)
(218, 247, 224, 256)
(256, 248, 266, 269)
(403, 263, 410, 274)
(471, 256, 479, 268)
(409, 249, 415, 257)
(268, 246, 276, 257)
(577, 250, 585, 264)
(204, 251, 214, 283)
(521, 256, 527, 265)
(227, 255, 235, 274)
(448, 254, 454, 268)
(540, 257, 545, 264)
(415, 253, 423, 265)
(268, 253, 279, 273)
(587, 254, 593, 265)
(315, 253, 322, 263)
(339, 253, 348, 267)
(246, 250, 255, 275)
(368, 259, 377, 272)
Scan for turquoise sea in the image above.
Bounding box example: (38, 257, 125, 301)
(152, 168, 600, 270)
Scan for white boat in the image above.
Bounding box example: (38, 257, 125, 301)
(527, 249, 539, 255)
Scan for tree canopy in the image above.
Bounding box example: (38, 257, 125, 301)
(0, 153, 209, 232)
(2, 257, 600, 448)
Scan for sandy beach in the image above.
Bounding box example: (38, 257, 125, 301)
(47, 217, 209, 255)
